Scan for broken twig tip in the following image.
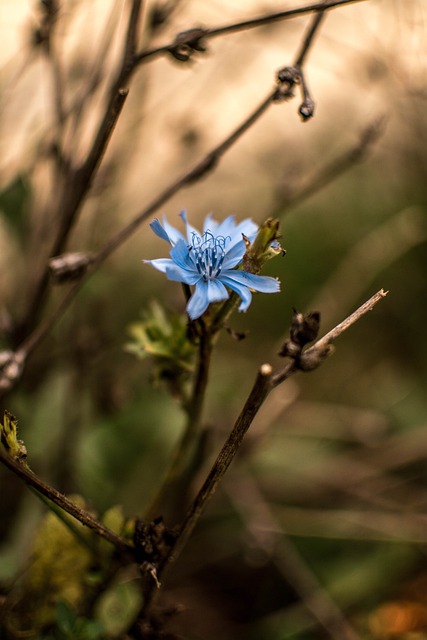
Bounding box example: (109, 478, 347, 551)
(260, 363, 273, 376)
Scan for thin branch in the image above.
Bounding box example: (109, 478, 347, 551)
(177, 362, 274, 529)
(139, 288, 387, 612)
(71, 2, 331, 266)
(0, 445, 133, 555)
(207, 0, 364, 39)
(306, 288, 388, 351)
(124, 0, 143, 63)
(19, 1, 143, 342)
(145, 325, 214, 521)
(271, 289, 388, 387)
(135, 0, 367, 64)
(65, 2, 123, 148)
(96, 94, 276, 263)
(294, 2, 327, 67)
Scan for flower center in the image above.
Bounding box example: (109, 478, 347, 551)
(190, 230, 230, 281)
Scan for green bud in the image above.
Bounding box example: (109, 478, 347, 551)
(242, 217, 285, 274)
(0, 410, 27, 460)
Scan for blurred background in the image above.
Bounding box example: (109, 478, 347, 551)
(1, 0, 427, 638)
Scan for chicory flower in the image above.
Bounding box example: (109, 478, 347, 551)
(144, 211, 280, 320)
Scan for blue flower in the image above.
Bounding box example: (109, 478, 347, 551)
(144, 211, 280, 320)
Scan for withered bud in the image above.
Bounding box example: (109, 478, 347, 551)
(298, 344, 334, 371)
(278, 339, 300, 358)
(290, 309, 320, 347)
(299, 97, 315, 121)
(49, 252, 93, 283)
(279, 310, 320, 358)
(169, 28, 208, 62)
(226, 327, 248, 341)
(274, 65, 301, 102)
(133, 517, 177, 565)
(277, 66, 301, 85)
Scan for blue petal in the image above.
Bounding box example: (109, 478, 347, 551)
(204, 214, 231, 237)
(220, 275, 253, 311)
(186, 281, 210, 320)
(186, 279, 229, 319)
(233, 218, 258, 238)
(221, 270, 280, 293)
(202, 213, 217, 235)
(145, 257, 200, 284)
(213, 216, 238, 242)
(161, 215, 186, 246)
(165, 264, 201, 285)
(224, 218, 258, 249)
(170, 239, 197, 272)
(221, 239, 246, 270)
(206, 278, 229, 303)
(149, 219, 172, 243)
(144, 258, 175, 274)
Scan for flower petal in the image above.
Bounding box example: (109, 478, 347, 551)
(186, 281, 210, 320)
(206, 278, 229, 303)
(144, 258, 175, 274)
(161, 215, 187, 246)
(218, 275, 253, 312)
(214, 215, 235, 236)
(221, 270, 280, 293)
(186, 279, 230, 319)
(202, 213, 217, 235)
(149, 219, 172, 243)
(170, 239, 197, 272)
(145, 257, 200, 284)
(224, 218, 258, 249)
(165, 264, 201, 285)
(221, 239, 246, 269)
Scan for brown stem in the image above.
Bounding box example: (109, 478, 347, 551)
(135, 0, 367, 64)
(295, 2, 327, 67)
(175, 363, 274, 551)
(0, 445, 133, 555)
(145, 326, 214, 521)
(19, 1, 143, 342)
(141, 289, 388, 611)
(142, 363, 275, 613)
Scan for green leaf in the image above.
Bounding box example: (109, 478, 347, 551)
(55, 601, 77, 636)
(126, 300, 196, 383)
(95, 580, 142, 637)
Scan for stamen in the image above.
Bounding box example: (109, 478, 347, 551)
(189, 230, 230, 281)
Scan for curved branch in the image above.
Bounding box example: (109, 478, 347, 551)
(0, 444, 133, 555)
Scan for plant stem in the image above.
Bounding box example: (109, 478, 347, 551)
(145, 326, 214, 521)
(173, 363, 275, 556)
(140, 289, 388, 614)
(0, 445, 132, 555)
